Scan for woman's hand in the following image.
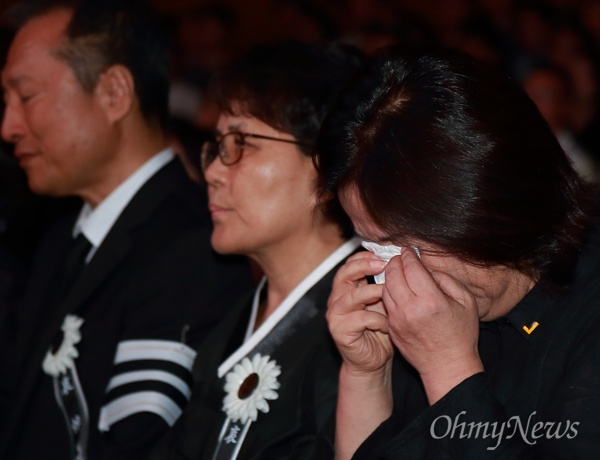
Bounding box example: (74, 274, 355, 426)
(382, 247, 484, 404)
(327, 251, 394, 375)
(328, 251, 395, 460)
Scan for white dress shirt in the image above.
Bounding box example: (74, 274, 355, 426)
(73, 148, 175, 262)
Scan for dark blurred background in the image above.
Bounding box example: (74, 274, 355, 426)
(1, 0, 599, 304)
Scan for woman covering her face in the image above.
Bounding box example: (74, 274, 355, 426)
(313, 47, 600, 459)
(153, 42, 363, 459)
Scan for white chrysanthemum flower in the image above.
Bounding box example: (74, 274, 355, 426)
(222, 353, 281, 424)
(42, 314, 84, 377)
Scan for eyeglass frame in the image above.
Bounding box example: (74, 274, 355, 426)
(200, 131, 309, 172)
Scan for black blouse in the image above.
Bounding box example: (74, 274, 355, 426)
(354, 230, 600, 459)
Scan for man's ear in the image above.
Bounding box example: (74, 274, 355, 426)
(95, 64, 135, 123)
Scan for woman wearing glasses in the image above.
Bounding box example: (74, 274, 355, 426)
(153, 42, 363, 459)
(314, 47, 600, 459)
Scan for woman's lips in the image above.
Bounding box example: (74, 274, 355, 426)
(208, 203, 229, 220)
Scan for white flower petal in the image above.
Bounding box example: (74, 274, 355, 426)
(255, 399, 269, 413)
(41, 314, 84, 377)
(221, 353, 281, 424)
(248, 405, 258, 422)
(242, 358, 254, 374)
(262, 389, 279, 400)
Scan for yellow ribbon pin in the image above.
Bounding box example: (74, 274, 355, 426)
(523, 322, 539, 335)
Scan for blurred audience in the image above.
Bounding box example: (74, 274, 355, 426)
(168, 3, 238, 133)
(270, 0, 337, 44)
(164, 0, 600, 179)
(522, 64, 599, 182)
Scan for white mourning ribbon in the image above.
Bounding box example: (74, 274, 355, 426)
(52, 365, 90, 460)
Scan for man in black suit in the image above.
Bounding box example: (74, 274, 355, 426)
(0, 1, 253, 458)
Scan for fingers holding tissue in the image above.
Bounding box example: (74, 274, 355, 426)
(362, 241, 484, 404)
(327, 251, 394, 374)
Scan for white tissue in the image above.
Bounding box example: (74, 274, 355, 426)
(361, 241, 402, 284)
(361, 241, 421, 284)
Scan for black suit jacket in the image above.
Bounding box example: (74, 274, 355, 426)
(0, 159, 254, 460)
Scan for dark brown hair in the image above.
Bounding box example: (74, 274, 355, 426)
(210, 41, 364, 238)
(314, 46, 598, 287)
(209, 41, 363, 155)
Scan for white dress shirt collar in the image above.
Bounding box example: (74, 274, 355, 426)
(73, 148, 174, 259)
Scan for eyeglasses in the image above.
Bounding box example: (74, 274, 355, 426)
(200, 131, 307, 172)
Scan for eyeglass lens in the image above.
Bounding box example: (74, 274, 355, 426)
(201, 132, 245, 172)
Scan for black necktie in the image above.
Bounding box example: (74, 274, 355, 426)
(56, 233, 92, 300)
